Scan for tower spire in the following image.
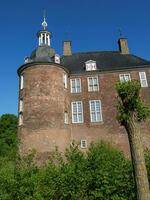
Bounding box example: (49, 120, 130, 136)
(37, 12, 52, 47)
(42, 10, 48, 30)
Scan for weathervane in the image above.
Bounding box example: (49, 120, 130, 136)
(42, 10, 48, 30)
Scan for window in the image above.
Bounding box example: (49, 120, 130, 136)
(85, 60, 97, 71)
(89, 100, 102, 122)
(19, 99, 23, 125)
(81, 140, 87, 148)
(71, 79, 81, 93)
(139, 72, 148, 87)
(71, 101, 83, 123)
(119, 74, 131, 82)
(55, 54, 60, 64)
(64, 111, 69, 124)
(19, 113, 23, 126)
(63, 74, 67, 89)
(88, 77, 99, 92)
(19, 100, 23, 112)
(20, 75, 24, 89)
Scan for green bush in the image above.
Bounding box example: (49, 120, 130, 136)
(1, 113, 149, 199)
(10, 142, 136, 200)
(0, 114, 18, 158)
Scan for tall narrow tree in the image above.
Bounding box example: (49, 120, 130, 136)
(116, 80, 150, 200)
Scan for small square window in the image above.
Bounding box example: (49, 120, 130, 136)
(81, 140, 87, 148)
(55, 54, 60, 64)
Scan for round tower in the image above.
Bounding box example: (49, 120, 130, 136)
(17, 17, 71, 159)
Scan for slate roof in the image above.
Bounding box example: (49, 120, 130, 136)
(30, 46, 55, 62)
(61, 51, 150, 74)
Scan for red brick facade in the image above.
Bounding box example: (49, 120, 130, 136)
(18, 62, 150, 158)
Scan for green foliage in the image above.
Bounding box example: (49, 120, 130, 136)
(0, 141, 136, 200)
(0, 157, 15, 200)
(144, 149, 150, 183)
(116, 80, 150, 124)
(1, 112, 150, 199)
(0, 114, 18, 158)
(85, 141, 135, 200)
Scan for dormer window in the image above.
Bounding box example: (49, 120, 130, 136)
(55, 54, 60, 64)
(85, 60, 97, 71)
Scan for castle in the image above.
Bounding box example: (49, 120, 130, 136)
(18, 18, 150, 159)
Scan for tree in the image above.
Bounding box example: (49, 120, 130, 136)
(0, 114, 18, 158)
(116, 80, 150, 200)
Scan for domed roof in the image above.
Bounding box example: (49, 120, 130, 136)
(30, 46, 55, 62)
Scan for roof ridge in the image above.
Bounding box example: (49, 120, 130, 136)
(71, 51, 119, 55)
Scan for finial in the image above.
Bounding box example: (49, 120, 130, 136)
(42, 10, 48, 30)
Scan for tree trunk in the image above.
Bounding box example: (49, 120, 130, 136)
(125, 114, 150, 200)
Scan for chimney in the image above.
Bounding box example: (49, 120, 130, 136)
(118, 38, 129, 54)
(63, 41, 72, 56)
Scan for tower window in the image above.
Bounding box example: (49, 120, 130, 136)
(20, 75, 24, 89)
(87, 77, 99, 92)
(71, 101, 83, 123)
(64, 111, 69, 124)
(119, 74, 131, 82)
(80, 140, 87, 148)
(89, 100, 102, 122)
(19, 113, 23, 126)
(139, 72, 148, 87)
(63, 74, 67, 89)
(19, 99, 24, 113)
(85, 60, 97, 71)
(70, 78, 81, 93)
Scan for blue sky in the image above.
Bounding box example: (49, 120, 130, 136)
(0, 0, 150, 115)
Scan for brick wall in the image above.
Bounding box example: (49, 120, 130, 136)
(70, 68, 150, 154)
(18, 64, 71, 157)
(18, 63, 150, 159)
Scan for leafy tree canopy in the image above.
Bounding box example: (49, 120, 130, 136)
(0, 114, 18, 158)
(116, 80, 150, 124)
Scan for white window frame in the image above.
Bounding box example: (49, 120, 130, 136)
(64, 111, 69, 124)
(55, 54, 60, 64)
(20, 75, 24, 89)
(87, 76, 99, 92)
(80, 139, 87, 149)
(119, 74, 131, 82)
(85, 60, 97, 71)
(89, 100, 102, 122)
(19, 99, 24, 113)
(19, 113, 23, 126)
(71, 101, 84, 123)
(139, 72, 148, 87)
(63, 73, 67, 89)
(70, 78, 81, 93)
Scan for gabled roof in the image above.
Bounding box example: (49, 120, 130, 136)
(61, 51, 150, 74)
